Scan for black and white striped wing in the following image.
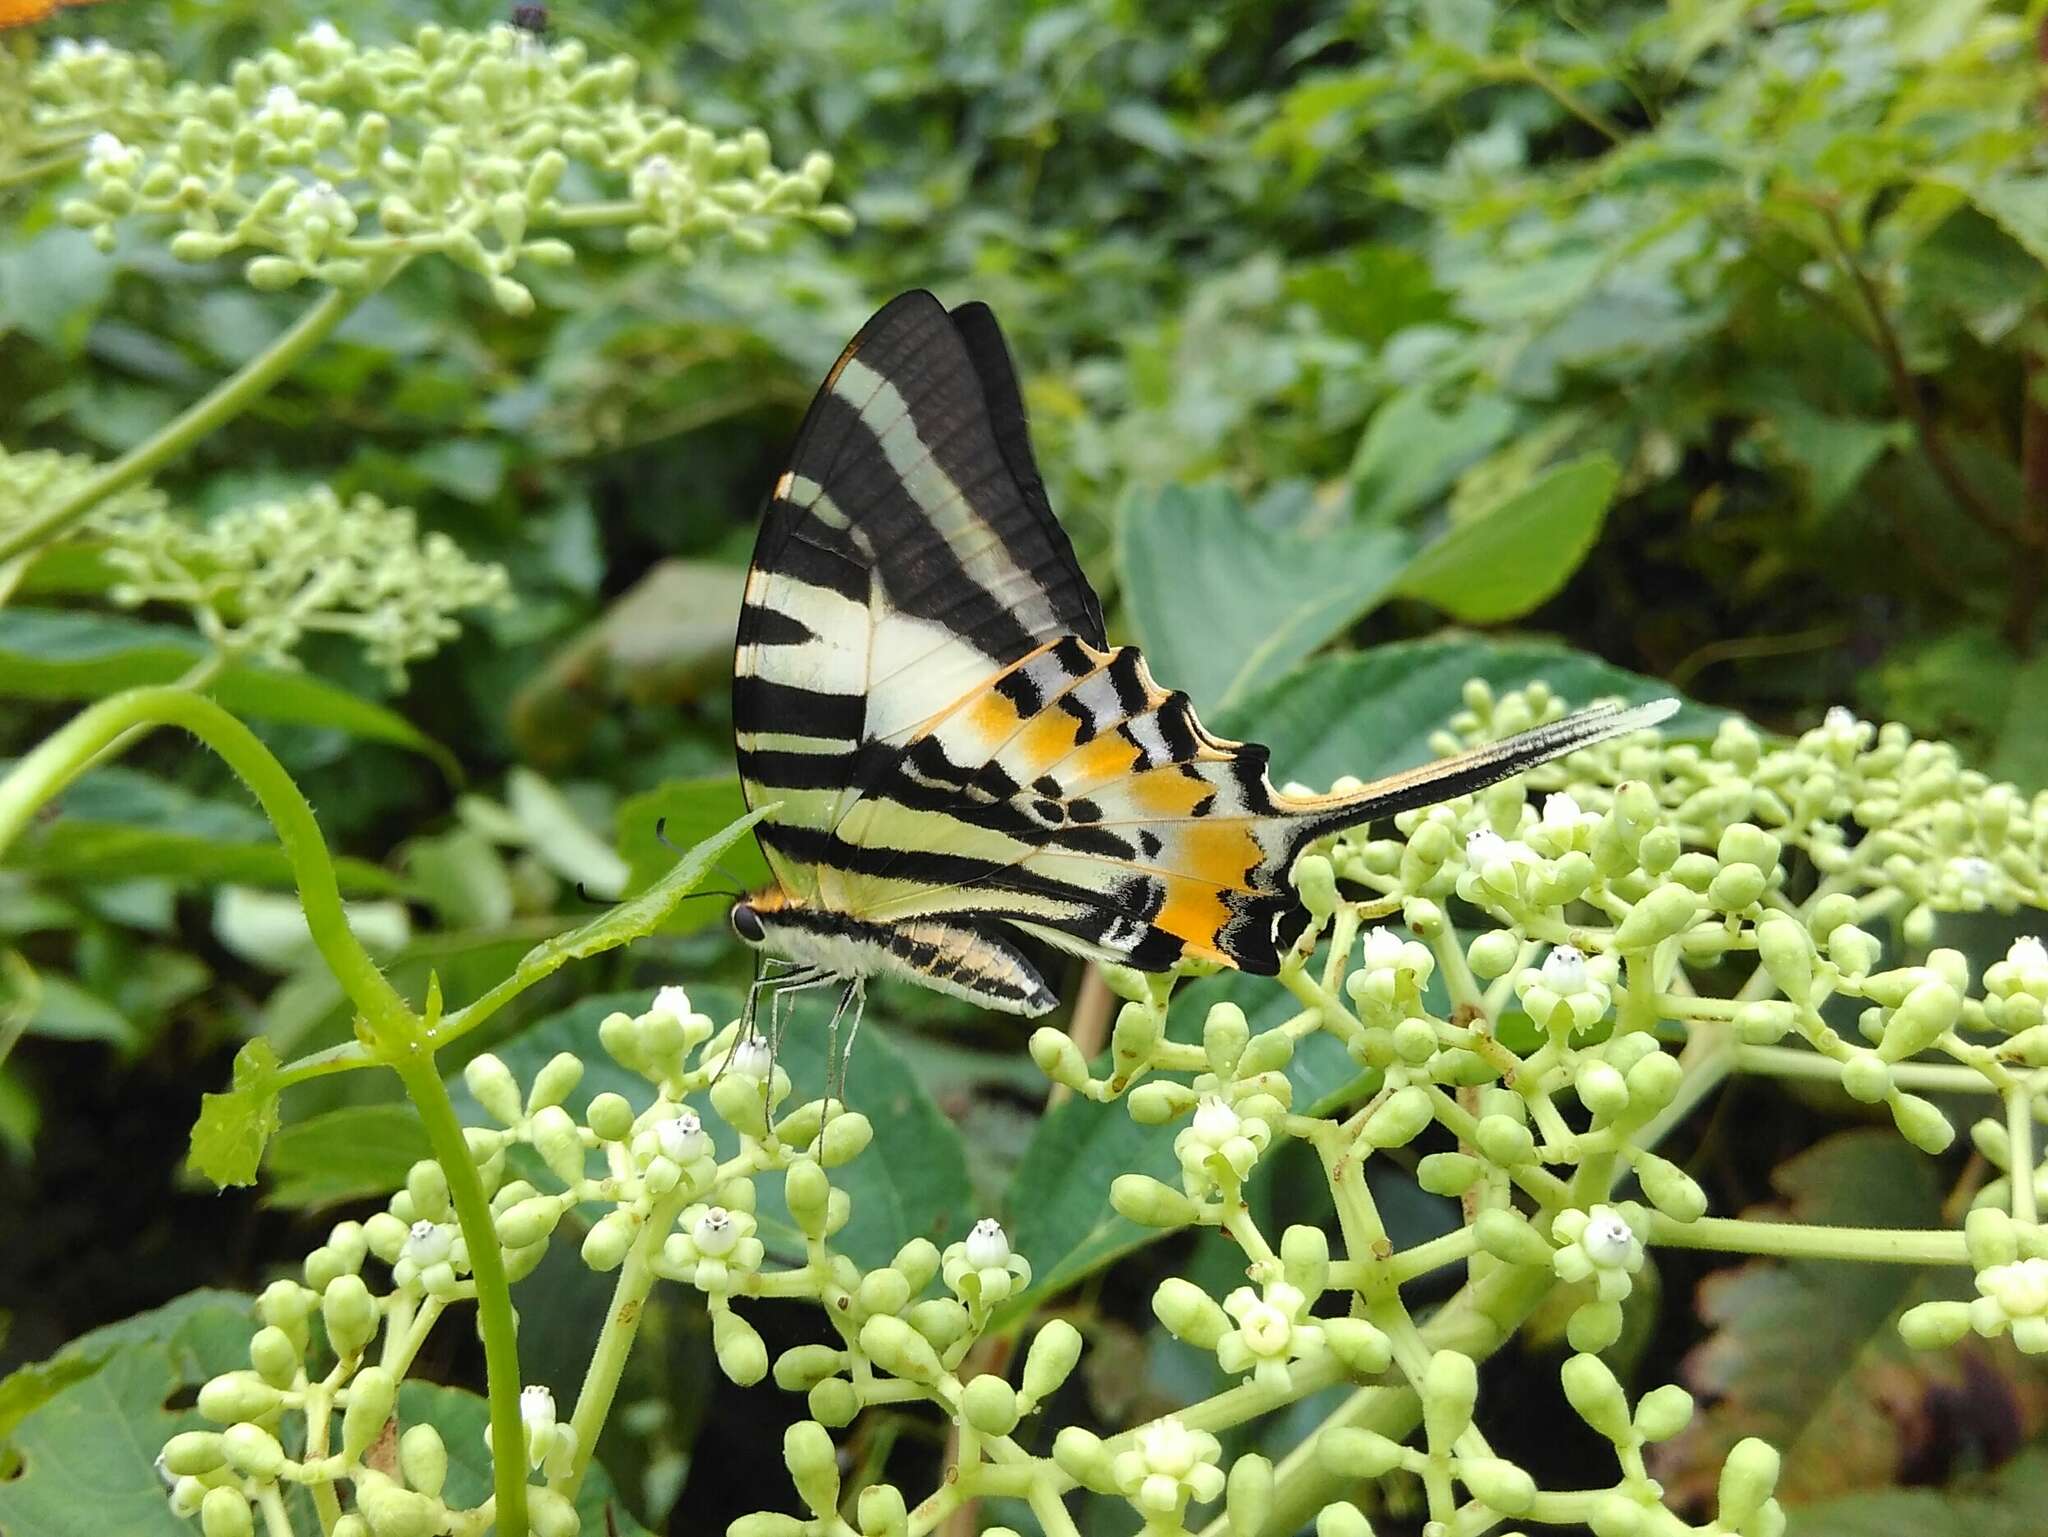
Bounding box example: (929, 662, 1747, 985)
(733, 291, 1103, 909)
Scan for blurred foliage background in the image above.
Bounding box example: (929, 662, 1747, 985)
(4, 0, 2048, 1532)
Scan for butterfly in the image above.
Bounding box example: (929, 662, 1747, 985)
(725, 291, 1673, 1050)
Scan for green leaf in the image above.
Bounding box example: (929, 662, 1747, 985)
(0, 609, 452, 767)
(405, 826, 516, 930)
(1990, 649, 2048, 794)
(1393, 454, 1619, 623)
(1784, 1448, 2048, 1537)
(188, 1036, 283, 1188)
(618, 775, 772, 923)
(505, 767, 630, 899)
(1954, 173, 2048, 269)
(20, 971, 134, 1047)
(1215, 635, 1720, 789)
(1350, 387, 1519, 524)
(1118, 483, 1414, 716)
(8, 819, 404, 895)
(0, 1289, 256, 1537)
(453, 989, 975, 1271)
(264, 1104, 433, 1209)
(442, 807, 773, 1031)
(399, 1381, 654, 1536)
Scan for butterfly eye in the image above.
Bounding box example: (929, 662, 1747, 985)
(730, 903, 766, 945)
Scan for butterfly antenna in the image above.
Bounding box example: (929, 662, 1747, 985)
(652, 816, 754, 897)
(573, 880, 611, 907)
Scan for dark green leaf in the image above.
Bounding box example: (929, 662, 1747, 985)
(1394, 455, 1619, 623)
(618, 776, 772, 923)
(188, 1036, 283, 1188)
(1784, 1448, 2048, 1537)
(1119, 483, 1414, 715)
(264, 1104, 433, 1208)
(1350, 388, 1519, 524)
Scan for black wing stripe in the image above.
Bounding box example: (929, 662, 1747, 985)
(731, 677, 866, 743)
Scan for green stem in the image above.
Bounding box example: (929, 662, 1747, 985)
(1736, 1043, 1994, 1094)
(0, 273, 392, 566)
(394, 1055, 529, 1537)
(0, 688, 405, 1025)
(1643, 1210, 1968, 1265)
(2009, 1081, 2039, 1225)
(556, 1182, 696, 1500)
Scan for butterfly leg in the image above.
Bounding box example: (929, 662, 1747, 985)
(819, 977, 865, 1131)
(715, 962, 818, 1092)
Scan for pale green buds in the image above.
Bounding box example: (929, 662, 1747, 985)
(1112, 999, 1163, 1071)
(820, 1110, 874, 1166)
(342, 1367, 395, 1461)
(1029, 1027, 1090, 1090)
(714, 1306, 769, 1385)
(855, 1483, 908, 1537)
(1475, 1209, 1554, 1266)
(729, 1517, 806, 1537)
(1633, 1383, 1695, 1441)
(1323, 1316, 1393, 1375)
(497, 1195, 566, 1249)
(530, 1104, 585, 1185)
(1612, 883, 1698, 951)
(1294, 854, 1341, 918)
(220, 1421, 286, 1480)
(162, 1431, 227, 1476)
(1021, 1318, 1084, 1403)
(1421, 1349, 1477, 1448)
(527, 1050, 584, 1112)
(1053, 1426, 1118, 1491)
(322, 1273, 378, 1358)
(529, 1488, 581, 1537)
(1839, 1051, 1891, 1103)
(1112, 1174, 1199, 1227)
(1898, 1299, 1973, 1350)
(1468, 927, 1521, 978)
(1879, 979, 1961, 1061)
(248, 1325, 300, 1388)
(399, 1424, 448, 1497)
(1460, 1456, 1536, 1515)
(1318, 1425, 1406, 1477)
(784, 1420, 840, 1517)
(1474, 1114, 1536, 1165)
(1361, 1086, 1433, 1148)
(464, 1052, 524, 1124)
(859, 1314, 943, 1383)
(198, 1371, 282, 1424)
(1633, 1151, 1707, 1222)
(1560, 1352, 1632, 1442)
(1419, 1151, 1483, 1196)
(1890, 1091, 1954, 1154)
(355, 1472, 439, 1537)
(786, 1158, 831, 1238)
(586, 1090, 634, 1141)
(200, 1488, 255, 1537)
(1717, 1436, 1782, 1528)
(808, 1378, 859, 1427)
(1225, 1452, 1273, 1537)
(581, 1208, 637, 1271)
(961, 1374, 1020, 1435)
(1204, 1001, 1251, 1073)
(1315, 1501, 1374, 1537)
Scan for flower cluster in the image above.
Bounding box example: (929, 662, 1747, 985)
(28, 21, 848, 306)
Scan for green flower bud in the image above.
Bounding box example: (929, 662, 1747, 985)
(322, 1274, 378, 1359)
(1967, 1206, 2020, 1267)
(1130, 1081, 1199, 1124)
(1624, 1049, 1683, 1113)
(776, 1344, 846, 1393)
(1840, 1051, 1892, 1104)
(1576, 1060, 1630, 1120)
(894, 1237, 941, 1294)
(1880, 980, 1961, 1062)
(786, 1159, 832, 1239)
(1475, 1209, 1554, 1266)
(1052, 1426, 1117, 1492)
(860, 1314, 943, 1383)
(163, 1430, 227, 1476)
(729, 1517, 806, 1537)
(1240, 1028, 1296, 1075)
(1294, 854, 1341, 918)
(332, 1520, 369, 1537)
(198, 1371, 281, 1424)
(1154, 1278, 1229, 1347)
(1474, 1114, 1536, 1165)
(528, 1051, 583, 1112)
(1828, 924, 1881, 979)
(249, 1325, 300, 1388)
(1708, 862, 1767, 910)
(1637, 826, 1681, 876)
(1021, 1318, 1085, 1403)
(585, 1091, 633, 1141)
(907, 1298, 971, 1352)
(1898, 1299, 1973, 1350)
(357, 1474, 440, 1537)
(257, 1279, 318, 1331)
(1613, 883, 1697, 951)
(529, 1488, 580, 1537)
(821, 1110, 874, 1166)
(1567, 1298, 1625, 1354)
(1421, 1350, 1477, 1449)
(1029, 1027, 1090, 1090)
(399, 1423, 448, 1498)
(245, 256, 303, 291)
(1391, 1018, 1439, 1065)
(1561, 1353, 1631, 1442)
(1112, 1000, 1162, 1070)
(1633, 1383, 1694, 1441)
(1634, 1152, 1707, 1222)
(1717, 823, 1780, 873)
(1361, 1086, 1433, 1148)
(530, 1104, 586, 1185)
(581, 1209, 637, 1272)
(1890, 1091, 1954, 1154)
(201, 1488, 255, 1537)
(1468, 928, 1521, 979)
(808, 1377, 858, 1427)
(1588, 1493, 1645, 1537)
(1281, 1224, 1330, 1298)
(856, 1266, 912, 1318)
(1718, 1436, 1781, 1527)
(1111, 1173, 1198, 1227)
(171, 1478, 206, 1520)
(710, 1071, 771, 1139)
(713, 1305, 769, 1386)
(1317, 1426, 1406, 1477)
(1323, 1317, 1393, 1375)
(851, 1483, 907, 1537)
(1418, 1151, 1483, 1197)
(496, 1195, 564, 1249)
(1226, 1451, 1273, 1537)
(1733, 1001, 1796, 1044)
(784, 1420, 840, 1517)
(961, 1374, 1020, 1435)
(597, 1011, 644, 1071)
(343, 1367, 395, 1460)
(1460, 1456, 1536, 1515)
(1315, 1501, 1373, 1537)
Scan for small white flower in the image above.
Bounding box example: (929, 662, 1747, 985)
(403, 1219, 453, 1267)
(1581, 1208, 1636, 1268)
(691, 1207, 738, 1259)
(1542, 791, 1583, 826)
(726, 1034, 772, 1079)
(650, 984, 692, 1021)
(1465, 827, 1507, 864)
(308, 18, 342, 45)
(519, 1384, 556, 1469)
(2009, 937, 2048, 975)
(1361, 926, 1406, 968)
(1542, 944, 1589, 993)
(964, 1217, 1010, 1271)
(1955, 857, 1994, 892)
(263, 85, 303, 117)
(655, 1110, 708, 1164)
(1132, 1417, 1203, 1480)
(1191, 1096, 1240, 1145)
(87, 131, 124, 164)
(1824, 705, 1856, 733)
